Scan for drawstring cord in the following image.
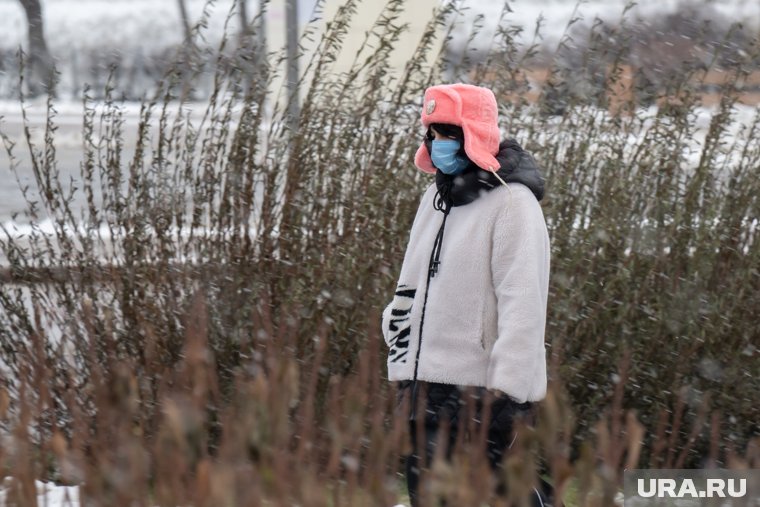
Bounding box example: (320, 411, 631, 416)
(433, 176, 452, 212)
(491, 166, 513, 214)
(428, 166, 513, 279)
(429, 214, 448, 277)
(430, 181, 452, 278)
(410, 180, 453, 420)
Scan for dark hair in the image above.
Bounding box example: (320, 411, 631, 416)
(425, 123, 469, 160)
(426, 123, 464, 141)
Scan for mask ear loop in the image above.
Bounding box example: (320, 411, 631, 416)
(489, 166, 513, 215)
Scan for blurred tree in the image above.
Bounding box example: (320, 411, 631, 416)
(18, 0, 54, 96)
(285, 0, 299, 127)
(236, 0, 268, 95)
(239, 0, 250, 43)
(177, 0, 192, 41)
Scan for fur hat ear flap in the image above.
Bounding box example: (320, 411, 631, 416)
(414, 142, 436, 174)
(462, 120, 500, 171)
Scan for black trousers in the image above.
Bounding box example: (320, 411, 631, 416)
(398, 380, 551, 507)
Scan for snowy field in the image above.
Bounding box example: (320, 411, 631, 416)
(0, 97, 269, 267)
(0, 98, 188, 226)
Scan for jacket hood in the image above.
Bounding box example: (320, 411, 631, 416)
(433, 139, 545, 208)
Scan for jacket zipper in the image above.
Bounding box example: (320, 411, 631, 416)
(410, 210, 449, 420)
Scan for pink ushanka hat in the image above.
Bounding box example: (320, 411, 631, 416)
(414, 83, 501, 174)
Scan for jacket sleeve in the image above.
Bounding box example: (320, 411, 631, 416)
(486, 184, 550, 403)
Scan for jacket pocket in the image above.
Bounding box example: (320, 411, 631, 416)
(383, 284, 416, 365)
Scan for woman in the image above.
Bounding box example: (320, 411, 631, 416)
(380, 83, 552, 506)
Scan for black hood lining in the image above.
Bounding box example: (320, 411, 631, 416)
(433, 139, 545, 209)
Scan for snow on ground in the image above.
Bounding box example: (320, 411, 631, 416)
(0, 480, 79, 507)
(0, 97, 148, 128)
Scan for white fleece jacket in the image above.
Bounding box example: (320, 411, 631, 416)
(381, 181, 550, 403)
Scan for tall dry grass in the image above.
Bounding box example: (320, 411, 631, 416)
(1, 0, 759, 505)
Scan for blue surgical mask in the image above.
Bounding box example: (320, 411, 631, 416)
(430, 139, 470, 175)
